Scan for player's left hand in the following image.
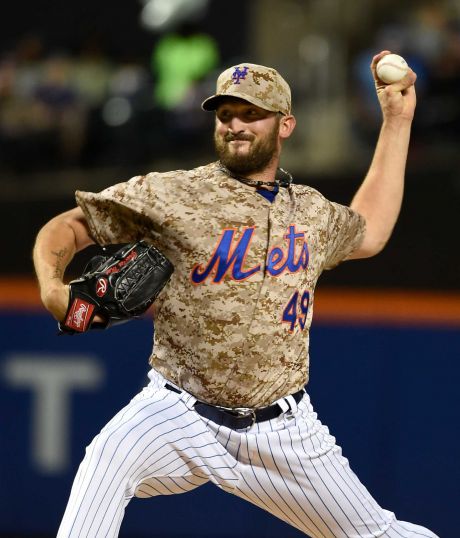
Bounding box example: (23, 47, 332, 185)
(58, 241, 174, 334)
(371, 50, 417, 122)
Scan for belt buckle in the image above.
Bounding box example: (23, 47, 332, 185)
(231, 407, 257, 428)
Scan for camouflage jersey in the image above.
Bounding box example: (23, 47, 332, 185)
(76, 161, 365, 408)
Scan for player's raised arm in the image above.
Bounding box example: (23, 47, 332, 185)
(348, 50, 417, 260)
(33, 206, 95, 321)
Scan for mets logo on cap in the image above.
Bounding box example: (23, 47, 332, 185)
(232, 66, 249, 84)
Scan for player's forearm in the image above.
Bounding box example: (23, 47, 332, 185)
(34, 228, 74, 322)
(349, 116, 412, 257)
(34, 219, 76, 283)
(33, 207, 95, 320)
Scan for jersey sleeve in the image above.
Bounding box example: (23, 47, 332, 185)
(75, 174, 158, 245)
(322, 201, 366, 270)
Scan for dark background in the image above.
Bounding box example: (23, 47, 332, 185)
(1, 0, 460, 289)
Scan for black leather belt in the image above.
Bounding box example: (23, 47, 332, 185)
(165, 383, 304, 429)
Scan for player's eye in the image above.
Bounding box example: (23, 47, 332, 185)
(244, 108, 265, 121)
(217, 109, 232, 122)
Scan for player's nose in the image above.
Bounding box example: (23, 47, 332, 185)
(227, 115, 247, 133)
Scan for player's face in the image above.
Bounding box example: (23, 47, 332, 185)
(214, 98, 281, 175)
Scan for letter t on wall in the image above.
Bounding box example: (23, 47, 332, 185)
(3, 355, 104, 473)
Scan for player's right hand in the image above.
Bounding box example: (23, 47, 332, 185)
(371, 50, 417, 123)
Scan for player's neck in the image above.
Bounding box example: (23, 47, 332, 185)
(219, 161, 293, 189)
(245, 163, 278, 185)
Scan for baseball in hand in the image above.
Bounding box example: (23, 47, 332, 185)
(376, 54, 409, 84)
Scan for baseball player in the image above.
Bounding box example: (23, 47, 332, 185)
(33, 51, 439, 537)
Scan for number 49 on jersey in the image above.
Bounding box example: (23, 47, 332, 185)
(282, 290, 310, 332)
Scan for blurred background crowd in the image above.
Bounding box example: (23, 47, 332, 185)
(0, 16, 221, 172)
(1, 0, 460, 285)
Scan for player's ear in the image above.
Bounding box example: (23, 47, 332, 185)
(279, 114, 296, 139)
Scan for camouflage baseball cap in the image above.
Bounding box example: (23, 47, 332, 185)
(201, 63, 291, 115)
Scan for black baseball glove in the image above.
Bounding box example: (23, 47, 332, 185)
(58, 241, 174, 334)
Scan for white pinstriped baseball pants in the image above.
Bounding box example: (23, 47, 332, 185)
(57, 369, 438, 538)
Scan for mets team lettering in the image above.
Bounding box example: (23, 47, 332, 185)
(191, 225, 309, 284)
(191, 227, 260, 283)
(266, 225, 309, 276)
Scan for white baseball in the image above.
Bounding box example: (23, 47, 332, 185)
(376, 54, 408, 84)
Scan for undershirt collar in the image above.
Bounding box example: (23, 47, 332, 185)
(257, 183, 279, 203)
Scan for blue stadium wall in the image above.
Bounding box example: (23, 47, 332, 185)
(0, 289, 458, 538)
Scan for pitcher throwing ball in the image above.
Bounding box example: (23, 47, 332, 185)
(33, 51, 438, 537)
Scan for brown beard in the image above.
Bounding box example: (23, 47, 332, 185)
(214, 118, 280, 175)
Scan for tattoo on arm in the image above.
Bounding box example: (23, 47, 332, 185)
(51, 248, 68, 280)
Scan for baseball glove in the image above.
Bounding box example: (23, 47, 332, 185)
(58, 241, 174, 334)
